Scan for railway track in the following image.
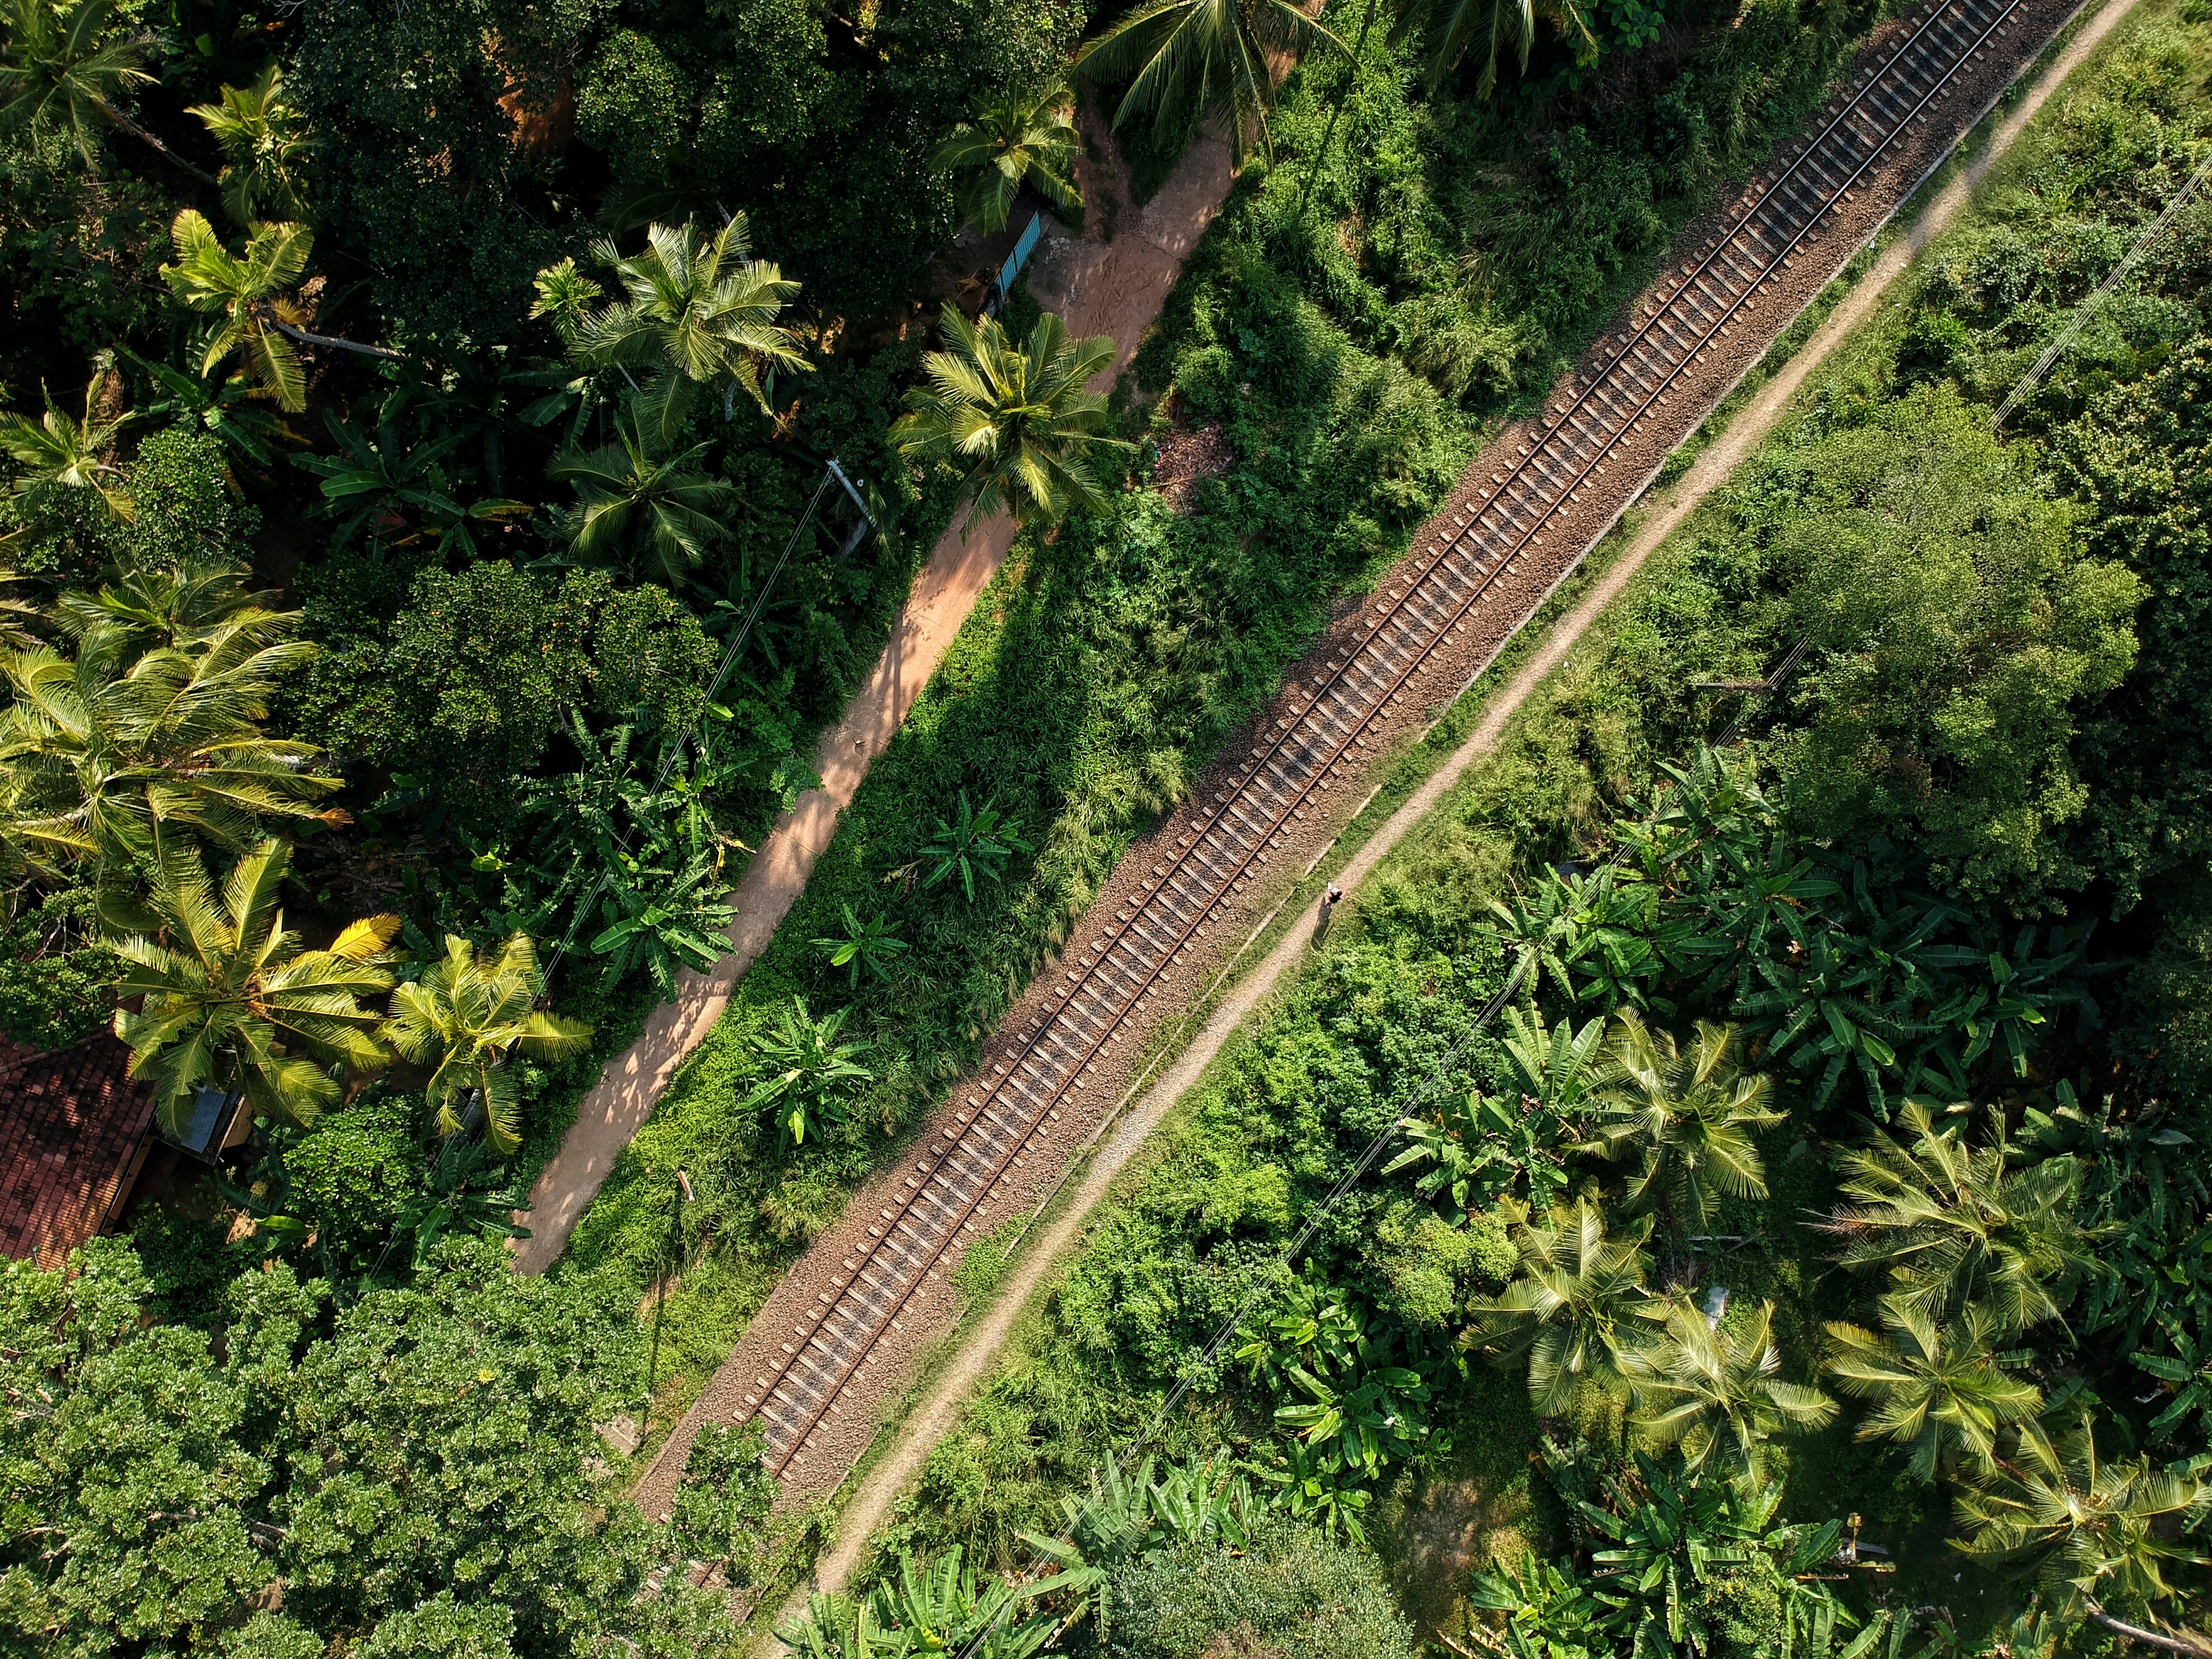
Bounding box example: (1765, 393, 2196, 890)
(739, 0, 2045, 1479)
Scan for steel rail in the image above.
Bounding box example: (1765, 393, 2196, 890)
(744, 0, 2031, 1476)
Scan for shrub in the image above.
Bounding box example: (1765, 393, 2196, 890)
(1107, 1522, 1420, 1659)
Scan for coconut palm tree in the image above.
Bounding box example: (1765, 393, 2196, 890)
(1821, 1304, 2044, 1483)
(161, 210, 315, 410)
(0, 379, 134, 522)
(1618, 1297, 1836, 1485)
(53, 547, 291, 653)
(934, 82, 1083, 235)
(1580, 1011, 1782, 1240)
(111, 836, 398, 1135)
(1954, 1419, 2210, 1651)
(0, 567, 342, 876)
(1388, 0, 1596, 97)
(891, 304, 1126, 532)
(530, 257, 605, 348)
(188, 61, 312, 226)
(1821, 1099, 2095, 1336)
(1467, 1198, 1663, 1415)
(380, 933, 592, 1153)
(573, 216, 809, 439)
(1075, 0, 1344, 167)
(547, 416, 736, 587)
(0, 0, 215, 180)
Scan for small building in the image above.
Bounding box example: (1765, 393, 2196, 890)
(0, 1034, 245, 1267)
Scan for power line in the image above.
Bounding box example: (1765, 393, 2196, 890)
(1990, 144, 2212, 431)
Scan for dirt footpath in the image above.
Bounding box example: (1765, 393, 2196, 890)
(513, 129, 1237, 1275)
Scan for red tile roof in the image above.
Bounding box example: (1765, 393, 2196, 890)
(0, 1035, 156, 1265)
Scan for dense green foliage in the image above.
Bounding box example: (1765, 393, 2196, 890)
(817, 17, 2212, 1657)
(1108, 1524, 1422, 1659)
(0, 1237, 745, 1657)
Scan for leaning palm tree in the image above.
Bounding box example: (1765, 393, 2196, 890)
(1954, 1418, 2210, 1652)
(1076, 0, 1344, 167)
(112, 837, 398, 1135)
(1821, 1304, 2044, 1483)
(0, 0, 215, 180)
(161, 210, 316, 410)
(934, 81, 1083, 234)
(52, 549, 293, 654)
(0, 577, 342, 876)
(1580, 1011, 1782, 1240)
(1618, 1297, 1836, 1486)
(189, 61, 312, 226)
(0, 379, 134, 522)
(1388, 0, 1596, 97)
(547, 416, 737, 587)
(1467, 1198, 1663, 1415)
(573, 216, 809, 439)
(381, 933, 592, 1153)
(1820, 1099, 2095, 1336)
(891, 304, 1127, 532)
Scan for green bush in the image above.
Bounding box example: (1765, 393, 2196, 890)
(290, 561, 711, 822)
(1107, 1523, 1421, 1659)
(0, 1238, 734, 1657)
(0, 889, 119, 1049)
(1756, 387, 2144, 901)
(281, 1093, 426, 1257)
(2053, 337, 2212, 909)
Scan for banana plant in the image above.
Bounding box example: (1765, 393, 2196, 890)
(1388, 1087, 1558, 1221)
(122, 348, 295, 467)
(1234, 1276, 1369, 1389)
(1923, 921, 2090, 1081)
(1499, 1003, 1608, 1118)
(1467, 1548, 1609, 1659)
(918, 790, 1033, 903)
(777, 1546, 1054, 1659)
(1575, 1458, 1869, 1659)
(1274, 1359, 1430, 1478)
(395, 1137, 533, 1271)
(1258, 1436, 1371, 1544)
(1734, 921, 1924, 1115)
(812, 905, 909, 989)
(2022, 1083, 2208, 1356)
(865, 1546, 1055, 1659)
(588, 841, 738, 998)
(1017, 1449, 1254, 1641)
(294, 406, 529, 555)
(1492, 864, 1666, 1010)
(2133, 1318, 2212, 1451)
(741, 998, 874, 1146)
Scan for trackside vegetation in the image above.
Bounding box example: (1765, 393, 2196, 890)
(8, 0, 2210, 1647)
(793, 13, 2212, 1659)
